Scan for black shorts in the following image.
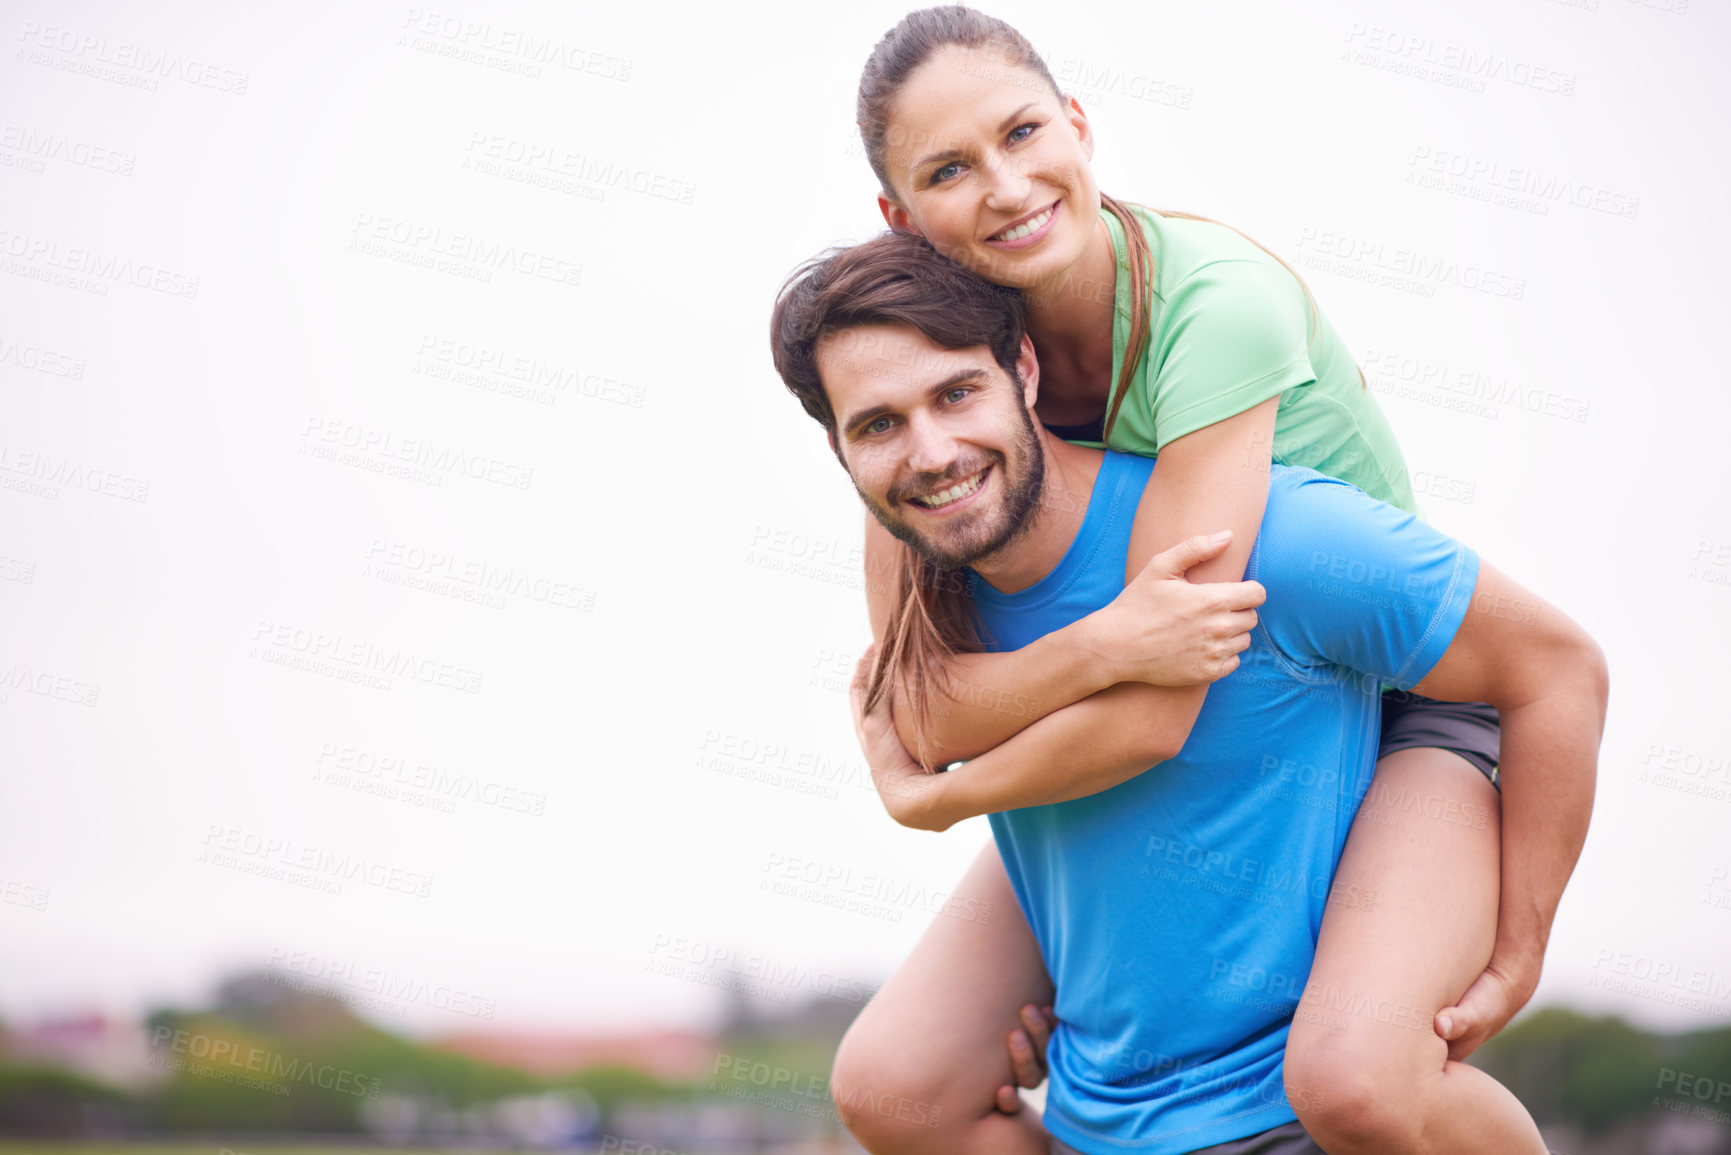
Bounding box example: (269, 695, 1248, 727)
(1052, 1120, 1322, 1154)
(1378, 688, 1501, 791)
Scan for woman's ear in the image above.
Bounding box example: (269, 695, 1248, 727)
(879, 194, 920, 235)
(1065, 95, 1095, 162)
(1016, 334, 1041, 409)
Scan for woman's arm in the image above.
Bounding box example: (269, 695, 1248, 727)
(865, 398, 1282, 806)
(864, 512, 1263, 765)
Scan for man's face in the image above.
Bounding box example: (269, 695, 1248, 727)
(817, 323, 1046, 570)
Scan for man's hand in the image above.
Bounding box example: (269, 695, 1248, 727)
(1434, 955, 1539, 1061)
(1085, 531, 1266, 687)
(994, 1003, 1059, 1114)
(849, 647, 942, 829)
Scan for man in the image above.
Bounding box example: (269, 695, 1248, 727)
(767, 232, 1607, 1155)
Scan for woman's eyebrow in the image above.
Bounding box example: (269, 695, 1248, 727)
(909, 102, 1037, 172)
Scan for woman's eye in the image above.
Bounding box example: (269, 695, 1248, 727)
(930, 162, 961, 185)
(1008, 122, 1040, 144)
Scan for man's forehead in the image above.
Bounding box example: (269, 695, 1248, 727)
(819, 325, 990, 390)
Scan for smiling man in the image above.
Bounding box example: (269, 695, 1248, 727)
(768, 230, 1607, 1155)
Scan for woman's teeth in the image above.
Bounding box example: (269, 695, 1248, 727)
(994, 205, 1054, 242)
(913, 470, 986, 509)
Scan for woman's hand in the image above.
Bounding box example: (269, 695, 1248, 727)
(849, 647, 944, 830)
(1084, 531, 1266, 686)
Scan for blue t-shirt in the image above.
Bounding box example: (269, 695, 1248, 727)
(969, 451, 1479, 1155)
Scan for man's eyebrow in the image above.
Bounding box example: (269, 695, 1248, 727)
(909, 103, 1036, 174)
(840, 368, 989, 437)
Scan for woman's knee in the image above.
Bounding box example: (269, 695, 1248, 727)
(830, 1015, 956, 1153)
(1283, 1023, 1431, 1153)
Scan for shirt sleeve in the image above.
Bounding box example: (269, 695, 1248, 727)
(1145, 258, 1318, 449)
(1251, 471, 1480, 691)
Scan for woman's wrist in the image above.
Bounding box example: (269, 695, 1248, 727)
(1067, 608, 1122, 690)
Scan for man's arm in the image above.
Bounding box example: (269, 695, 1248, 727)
(1409, 560, 1609, 1053)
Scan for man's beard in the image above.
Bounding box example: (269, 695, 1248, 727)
(856, 400, 1047, 572)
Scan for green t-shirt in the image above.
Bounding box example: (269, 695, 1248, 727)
(1087, 205, 1420, 518)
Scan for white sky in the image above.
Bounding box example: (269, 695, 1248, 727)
(2, 0, 1728, 1042)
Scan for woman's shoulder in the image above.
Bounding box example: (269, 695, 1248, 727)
(1122, 204, 1293, 290)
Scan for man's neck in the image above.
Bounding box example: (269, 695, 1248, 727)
(970, 434, 1105, 595)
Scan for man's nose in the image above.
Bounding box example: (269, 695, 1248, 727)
(904, 411, 960, 475)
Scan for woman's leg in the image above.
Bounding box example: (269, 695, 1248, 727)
(831, 838, 1055, 1155)
(1283, 747, 1547, 1154)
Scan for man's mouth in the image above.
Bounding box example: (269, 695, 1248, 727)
(989, 202, 1058, 244)
(908, 466, 990, 510)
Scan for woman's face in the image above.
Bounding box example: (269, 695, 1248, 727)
(878, 44, 1100, 291)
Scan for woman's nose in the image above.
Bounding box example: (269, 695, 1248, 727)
(981, 150, 1033, 212)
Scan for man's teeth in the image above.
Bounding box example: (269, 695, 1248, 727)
(995, 205, 1054, 242)
(913, 470, 986, 509)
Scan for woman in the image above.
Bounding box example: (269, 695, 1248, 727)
(828, 8, 1560, 1154)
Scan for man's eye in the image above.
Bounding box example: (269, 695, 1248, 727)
(865, 416, 893, 435)
(944, 387, 969, 404)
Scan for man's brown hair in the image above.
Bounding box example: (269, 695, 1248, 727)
(769, 229, 1027, 440)
(768, 231, 1030, 767)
